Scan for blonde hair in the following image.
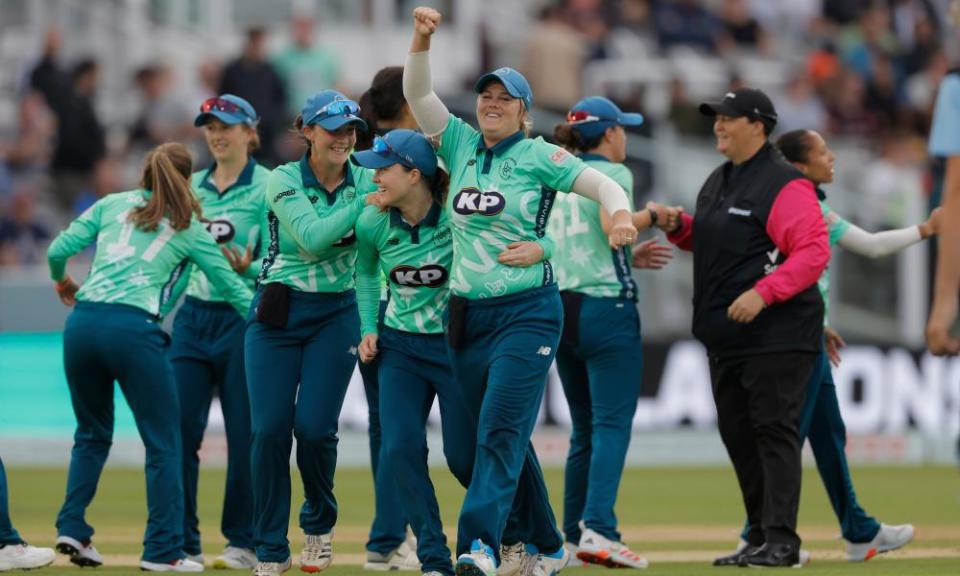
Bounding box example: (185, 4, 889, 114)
(134, 142, 201, 231)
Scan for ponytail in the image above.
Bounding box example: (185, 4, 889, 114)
(553, 123, 602, 154)
(427, 167, 450, 204)
(134, 142, 201, 232)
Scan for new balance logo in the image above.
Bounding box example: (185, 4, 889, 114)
(386, 238, 400, 246)
(453, 188, 505, 216)
(536, 346, 552, 356)
(348, 346, 358, 356)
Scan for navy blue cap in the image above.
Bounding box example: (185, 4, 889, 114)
(194, 94, 258, 127)
(474, 67, 533, 110)
(351, 129, 438, 177)
(699, 88, 778, 126)
(567, 96, 644, 139)
(301, 90, 367, 132)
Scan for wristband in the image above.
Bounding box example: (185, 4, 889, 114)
(647, 207, 658, 226)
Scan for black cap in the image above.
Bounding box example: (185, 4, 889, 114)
(699, 88, 778, 126)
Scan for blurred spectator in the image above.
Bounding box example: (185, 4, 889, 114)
(825, 68, 875, 136)
(128, 64, 195, 153)
(73, 156, 123, 216)
(717, 0, 771, 55)
(565, 0, 613, 60)
(906, 46, 949, 121)
(839, 5, 899, 81)
(273, 15, 343, 120)
(652, 0, 721, 53)
(822, 0, 872, 25)
(50, 59, 106, 222)
(667, 77, 713, 137)
(901, 13, 941, 76)
(864, 55, 904, 129)
(521, 1, 585, 113)
(219, 27, 286, 167)
(26, 27, 69, 112)
(2, 92, 55, 171)
(775, 72, 828, 134)
(0, 185, 51, 266)
(859, 131, 927, 229)
(806, 43, 842, 88)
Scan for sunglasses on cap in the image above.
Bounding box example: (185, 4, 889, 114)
(566, 110, 614, 125)
(200, 97, 244, 115)
(306, 99, 360, 124)
(371, 136, 417, 169)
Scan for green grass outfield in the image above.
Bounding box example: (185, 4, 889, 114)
(7, 465, 960, 575)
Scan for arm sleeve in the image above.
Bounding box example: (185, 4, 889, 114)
(569, 166, 632, 216)
(47, 201, 102, 281)
(355, 221, 382, 338)
(403, 50, 450, 138)
(267, 171, 363, 255)
(188, 223, 254, 317)
(666, 212, 694, 251)
(837, 222, 923, 258)
(536, 235, 554, 260)
(754, 179, 830, 305)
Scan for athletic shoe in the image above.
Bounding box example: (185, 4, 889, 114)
(55, 535, 103, 567)
(561, 543, 582, 568)
(254, 558, 292, 576)
(497, 543, 537, 576)
(139, 558, 205, 572)
(0, 543, 56, 571)
(422, 572, 446, 576)
(714, 538, 810, 567)
(300, 533, 333, 573)
(532, 546, 569, 576)
(740, 543, 804, 568)
(576, 526, 648, 569)
(455, 539, 497, 576)
(363, 534, 420, 571)
(186, 554, 205, 565)
(213, 547, 257, 570)
(845, 523, 914, 562)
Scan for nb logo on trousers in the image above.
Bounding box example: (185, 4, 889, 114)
(536, 346, 552, 356)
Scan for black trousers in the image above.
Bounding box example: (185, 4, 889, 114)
(709, 351, 815, 548)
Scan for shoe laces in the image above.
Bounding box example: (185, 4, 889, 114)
(302, 535, 331, 562)
(501, 543, 524, 565)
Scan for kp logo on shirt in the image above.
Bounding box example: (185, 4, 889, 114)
(453, 188, 505, 216)
(205, 219, 236, 244)
(389, 264, 449, 288)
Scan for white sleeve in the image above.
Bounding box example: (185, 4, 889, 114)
(837, 222, 923, 258)
(403, 51, 450, 138)
(569, 167, 632, 216)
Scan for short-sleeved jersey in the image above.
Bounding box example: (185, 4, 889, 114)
(185, 159, 270, 302)
(929, 73, 960, 157)
(551, 155, 637, 300)
(259, 153, 377, 293)
(818, 199, 851, 325)
(355, 202, 452, 336)
(47, 190, 253, 317)
(437, 115, 587, 299)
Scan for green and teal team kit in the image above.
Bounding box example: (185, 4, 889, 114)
(185, 159, 271, 302)
(437, 115, 588, 300)
(818, 200, 851, 323)
(355, 202, 452, 337)
(550, 155, 637, 300)
(259, 154, 378, 292)
(47, 190, 253, 317)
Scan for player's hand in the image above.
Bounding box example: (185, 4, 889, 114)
(222, 244, 254, 275)
(413, 6, 441, 37)
(926, 299, 960, 356)
(608, 209, 638, 248)
(359, 334, 379, 364)
(54, 275, 79, 307)
(824, 325, 846, 367)
(647, 201, 684, 232)
(631, 239, 673, 270)
(366, 191, 389, 211)
(498, 241, 544, 267)
(920, 207, 943, 239)
(727, 288, 766, 324)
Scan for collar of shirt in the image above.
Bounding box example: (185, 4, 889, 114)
(199, 157, 257, 195)
(475, 130, 525, 156)
(299, 151, 356, 204)
(389, 201, 442, 244)
(578, 152, 612, 163)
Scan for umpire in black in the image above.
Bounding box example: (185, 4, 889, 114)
(655, 88, 830, 567)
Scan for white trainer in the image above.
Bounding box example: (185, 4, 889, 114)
(533, 545, 569, 576)
(186, 554, 204, 565)
(213, 547, 257, 570)
(0, 543, 56, 571)
(497, 543, 536, 576)
(139, 558, 205, 572)
(365, 528, 420, 571)
(576, 526, 647, 569)
(55, 536, 103, 567)
(254, 558, 292, 576)
(845, 523, 914, 562)
(300, 533, 333, 573)
(455, 539, 497, 576)
(561, 543, 582, 568)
